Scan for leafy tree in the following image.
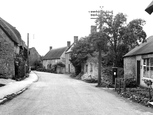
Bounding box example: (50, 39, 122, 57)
(70, 37, 94, 75)
(89, 31, 109, 86)
(96, 9, 146, 67)
(123, 19, 147, 50)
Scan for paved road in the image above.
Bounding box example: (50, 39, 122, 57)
(0, 71, 153, 115)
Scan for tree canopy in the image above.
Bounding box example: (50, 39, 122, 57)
(70, 36, 95, 75)
(95, 10, 147, 67)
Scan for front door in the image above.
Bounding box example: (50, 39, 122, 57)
(137, 60, 140, 85)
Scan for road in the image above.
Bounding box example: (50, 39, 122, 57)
(0, 71, 153, 115)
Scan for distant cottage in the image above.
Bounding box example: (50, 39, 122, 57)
(43, 46, 67, 73)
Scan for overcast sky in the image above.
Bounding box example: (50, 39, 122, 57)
(0, 0, 153, 56)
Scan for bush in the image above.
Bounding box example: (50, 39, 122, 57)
(125, 78, 137, 88)
(36, 68, 56, 73)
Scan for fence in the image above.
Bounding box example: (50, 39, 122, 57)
(115, 78, 126, 93)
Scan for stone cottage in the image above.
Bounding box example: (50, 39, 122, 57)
(81, 25, 99, 80)
(43, 45, 68, 73)
(65, 36, 78, 74)
(124, 36, 153, 87)
(29, 47, 41, 70)
(0, 17, 27, 79)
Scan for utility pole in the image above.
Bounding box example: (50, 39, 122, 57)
(89, 6, 103, 87)
(27, 33, 29, 73)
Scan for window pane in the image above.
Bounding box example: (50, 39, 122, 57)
(150, 67, 153, 79)
(143, 66, 149, 78)
(147, 58, 149, 66)
(150, 58, 153, 66)
(144, 59, 146, 65)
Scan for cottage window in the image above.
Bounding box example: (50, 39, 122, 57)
(90, 63, 93, 72)
(143, 58, 153, 79)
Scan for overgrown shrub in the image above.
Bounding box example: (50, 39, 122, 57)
(125, 78, 137, 88)
(36, 68, 56, 73)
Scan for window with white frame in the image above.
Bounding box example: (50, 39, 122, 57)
(143, 58, 153, 79)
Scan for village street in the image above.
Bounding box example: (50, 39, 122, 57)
(0, 72, 153, 115)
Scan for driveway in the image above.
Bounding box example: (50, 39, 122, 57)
(0, 71, 153, 115)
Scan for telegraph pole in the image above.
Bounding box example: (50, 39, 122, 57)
(89, 6, 103, 87)
(27, 33, 29, 73)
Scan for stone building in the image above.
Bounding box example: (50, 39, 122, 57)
(29, 47, 41, 69)
(43, 46, 68, 73)
(81, 25, 99, 80)
(65, 36, 78, 74)
(124, 36, 153, 87)
(0, 17, 27, 79)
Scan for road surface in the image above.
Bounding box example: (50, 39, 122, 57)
(0, 71, 153, 115)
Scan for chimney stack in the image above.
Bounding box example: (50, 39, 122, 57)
(74, 36, 78, 43)
(67, 41, 71, 47)
(50, 46, 52, 50)
(90, 25, 97, 34)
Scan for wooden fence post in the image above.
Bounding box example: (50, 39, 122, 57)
(115, 78, 117, 91)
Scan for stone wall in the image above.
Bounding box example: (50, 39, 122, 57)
(124, 56, 136, 79)
(65, 53, 75, 73)
(0, 28, 15, 78)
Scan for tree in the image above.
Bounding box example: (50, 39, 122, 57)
(123, 19, 147, 50)
(89, 31, 109, 87)
(96, 10, 146, 67)
(70, 37, 95, 75)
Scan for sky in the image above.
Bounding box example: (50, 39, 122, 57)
(0, 0, 153, 56)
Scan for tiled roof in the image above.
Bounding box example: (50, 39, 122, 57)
(145, 1, 153, 14)
(65, 43, 74, 53)
(0, 17, 22, 45)
(43, 47, 67, 60)
(124, 36, 153, 57)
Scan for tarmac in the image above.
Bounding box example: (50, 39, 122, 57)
(0, 71, 38, 104)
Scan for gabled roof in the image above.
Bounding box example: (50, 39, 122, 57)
(145, 1, 153, 14)
(65, 43, 74, 53)
(0, 17, 22, 45)
(124, 36, 153, 58)
(29, 47, 40, 55)
(43, 47, 67, 60)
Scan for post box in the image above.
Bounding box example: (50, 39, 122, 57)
(112, 67, 118, 84)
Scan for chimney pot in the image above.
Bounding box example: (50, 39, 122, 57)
(74, 36, 78, 43)
(67, 41, 71, 47)
(50, 46, 52, 50)
(90, 25, 97, 34)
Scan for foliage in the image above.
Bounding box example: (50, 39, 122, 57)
(33, 60, 42, 70)
(36, 68, 56, 73)
(143, 79, 153, 101)
(118, 87, 153, 107)
(52, 62, 65, 68)
(143, 79, 153, 86)
(95, 9, 147, 67)
(70, 37, 95, 75)
(89, 31, 108, 52)
(123, 19, 147, 50)
(125, 78, 138, 88)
